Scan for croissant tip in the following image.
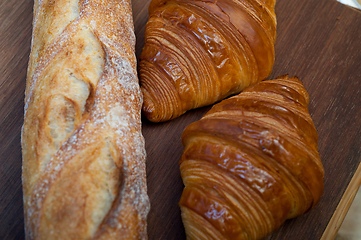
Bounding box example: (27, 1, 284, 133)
(274, 74, 301, 82)
(142, 102, 158, 122)
(291, 75, 300, 81)
(276, 74, 290, 80)
(142, 100, 172, 122)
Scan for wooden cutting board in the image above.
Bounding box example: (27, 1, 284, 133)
(1, 0, 361, 239)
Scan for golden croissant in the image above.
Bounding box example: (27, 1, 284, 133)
(139, 0, 277, 122)
(179, 76, 324, 240)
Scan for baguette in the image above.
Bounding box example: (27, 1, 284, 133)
(21, 0, 150, 239)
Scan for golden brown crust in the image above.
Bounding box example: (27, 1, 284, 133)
(22, 0, 149, 239)
(140, 0, 277, 122)
(179, 76, 324, 240)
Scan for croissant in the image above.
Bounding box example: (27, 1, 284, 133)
(22, 0, 149, 239)
(139, 0, 277, 122)
(179, 76, 324, 239)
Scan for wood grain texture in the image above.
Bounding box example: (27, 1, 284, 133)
(321, 161, 361, 240)
(0, 0, 360, 239)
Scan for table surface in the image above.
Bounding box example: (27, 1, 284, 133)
(1, 0, 361, 239)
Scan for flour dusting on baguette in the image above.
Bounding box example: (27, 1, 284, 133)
(22, 0, 149, 239)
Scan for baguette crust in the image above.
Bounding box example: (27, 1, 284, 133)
(22, 0, 150, 239)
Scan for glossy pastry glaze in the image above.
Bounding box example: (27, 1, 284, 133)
(179, 76, 324, 240)
(140, 0, 277, 122)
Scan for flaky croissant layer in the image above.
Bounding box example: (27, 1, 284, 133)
(179, 76, 324, 240)
(140, 0, 277, 122)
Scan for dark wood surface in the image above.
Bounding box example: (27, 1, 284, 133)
(1, 0, 361, 239)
